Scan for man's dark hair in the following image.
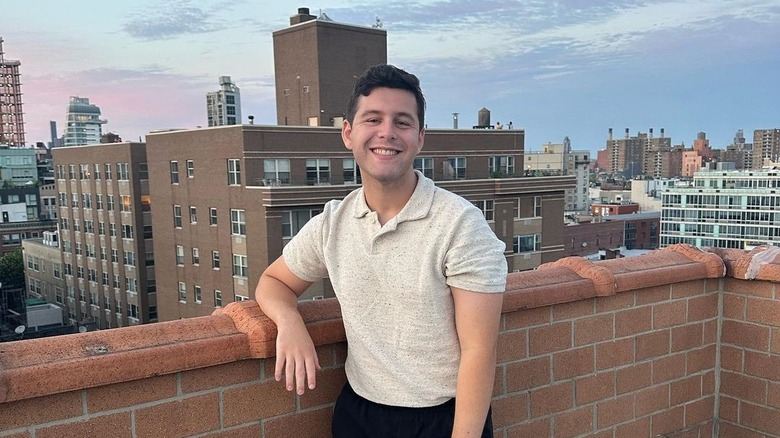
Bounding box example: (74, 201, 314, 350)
(345, 64, 426, 129)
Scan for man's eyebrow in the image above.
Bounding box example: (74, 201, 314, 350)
(357, 109, 416, 120)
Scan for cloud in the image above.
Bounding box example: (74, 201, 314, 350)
(121, 0, 231, 40)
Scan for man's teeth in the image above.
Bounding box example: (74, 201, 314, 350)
(373, 149, 398, 156)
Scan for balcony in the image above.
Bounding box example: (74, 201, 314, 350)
(1, 244, 780, 436)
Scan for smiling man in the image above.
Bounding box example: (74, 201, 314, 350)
(255, 64, 507, 437)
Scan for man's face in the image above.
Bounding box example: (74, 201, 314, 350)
(342, 87, 425, 186)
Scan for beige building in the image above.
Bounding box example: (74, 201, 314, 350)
(52, 143, 156, 329)
(22, 231, 66, 321)
(146, 124, 573, 321)
(752, 128, 780, 169)
(525, 138, 590, 213)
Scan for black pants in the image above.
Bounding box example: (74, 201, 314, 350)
(332, 382, 493, 438)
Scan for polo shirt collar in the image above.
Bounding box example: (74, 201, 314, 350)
(352, 170, 435, 224)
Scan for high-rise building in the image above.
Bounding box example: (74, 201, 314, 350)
(0, 38, 25, 147)
(206, 76, 242, 126)
(752, 128, 780, 169)
(145, 124, 577, 320)
(525, 137, 590, 213)
(63, 97, 107, 146)
(52, 143, 156, 328)
(660, 164, 780, 249)
(273, 8, 387, 126)
(603, 128, 675, 178)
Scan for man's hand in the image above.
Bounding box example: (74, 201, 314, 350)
(256, 256, 320, 395)
(275, 315, 321, 395)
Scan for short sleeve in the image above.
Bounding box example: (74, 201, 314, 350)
(444, 205, 507, 293)
(281, 203, 334, 282)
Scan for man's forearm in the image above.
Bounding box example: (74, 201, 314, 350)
(452, 348, 497, 437)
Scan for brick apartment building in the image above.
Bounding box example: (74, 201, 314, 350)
(52, 143, 156, 329)
(146, 124, 574, 321)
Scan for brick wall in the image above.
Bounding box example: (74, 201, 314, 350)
(1, 244, 779, 437)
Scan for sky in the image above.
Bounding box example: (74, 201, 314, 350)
(2, 0, 779, 154)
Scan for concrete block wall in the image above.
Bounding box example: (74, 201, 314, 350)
(1, 244, 779, 437)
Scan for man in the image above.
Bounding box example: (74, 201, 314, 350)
(255, 64, 507, 437)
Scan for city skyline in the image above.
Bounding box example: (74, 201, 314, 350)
(2, 0, 779, 154)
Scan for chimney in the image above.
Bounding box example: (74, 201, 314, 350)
(290, 7, 317, 25)
(452, 113, 459, 129)
(649, 128, 653, 139)
(625, 128, 629, 139)
(660, 128, 665, 138)
(608, 128, 613, 141)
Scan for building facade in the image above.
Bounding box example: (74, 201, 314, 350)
(63, 97, 107, 147)
(661, 165, 780, 249)
(603, 128, 673, 178)
(146, 124, 574, 320)
(525, 138, 590, 213)
(273, 8, 387, 126)
(0, 38, 25, 147)
(0, 146, 37, 186)
(22, 231, 66, 321)
(752, 128, 780, 169)
(53, 143, 156, 328)
(206, 76, 242, 127)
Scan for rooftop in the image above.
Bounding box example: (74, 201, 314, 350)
(1, 244, 779, 437)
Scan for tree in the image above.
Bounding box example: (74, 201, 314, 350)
(0, 248, 26, 289)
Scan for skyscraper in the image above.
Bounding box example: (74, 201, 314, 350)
(206, 76, 242, 126)
(273, 8, 387, 126)
(0, 37, 26, 147)
(63, 97, 107, 146)
(752, 128, 780, 169)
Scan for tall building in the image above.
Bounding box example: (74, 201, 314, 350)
(752, 128, 780, 169)
(525, 137, 590, 213)
(63, 97, 107, 146)
(273, 8, 387, 126)
(206, 76, 242, 126)
(660, 165, 780, 249)
(52, 143, 156, 328)
(603, 128, 674, 178)
(0, 38, 25, 147)
(146, 124, 574, 320)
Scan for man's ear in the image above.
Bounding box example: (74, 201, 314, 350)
(342, 119, 353, 150)
(415, 128, 425, 154)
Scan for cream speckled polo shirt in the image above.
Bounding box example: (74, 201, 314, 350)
(283, 171, 507, 407)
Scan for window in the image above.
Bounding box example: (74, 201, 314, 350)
(56, 165, 65, 180)
(263, 159, 290, 185)
(100, 246, 107, 260)
(281, 209, 321, 238)
(113, 274, 121, 288)
(64, 263, 72, 276)
(120, 195, 131, 212)
(122, 224, 133, 239)
(111, 249, 119, 263)
(173, 205, 182, 228)
(413, 157, 434, 179)
(170, 161, 180, 184)
(53, 262, 61, 279)
(123, 251, 135, 266)
(92, 163, 100, 180)
(68, 164, 75, 180)
(86, 244, 96, 258)
(79, 164, 89, 179)
(212, 251, 220, 269)
(84, 220, 94, 234)
(58, 192, 67, 206)
(88, 268, 97, 282)
(190, 206, 197, 224)
(445, 157, 467, 180)
(71, 193, 79, 208)
(176, 245, 185, 265)
(73, 220, 81, 232)
(517, 196, 543, 218)
(75, 242, 82, 255)
(96, 194, 104, 210)
(209, 208, 218, 225)
(145, 251, 155, 267)
(125, 277, 137, 293)
(306, 159, 330, 185)
(513, 234, 541, 253)
(230, 209, 246, 236)
(214, 290, 223, 307)
(232, 254, 248, 277)
(105, 163, 112, 180)
(143, 225, 153, 239)
(343, 158, 362, 184)
(192, 247, 200, 265)
(228, 159, 241, 185)
(77, 266, 84, 279)
(178, 282, 187, 302)
(117, 163, 129, 180)
(489, 156, 515, 176)
(128, 304, 139, 319)
(83, 193, 92, 209)
(472, 200, 494, 221)
(107, 195, 115, 211)
(102, 272, 109, 286)
(139, 163, 148, 180)
(186, 160, 194, 178)
(194, 285, 202, 303)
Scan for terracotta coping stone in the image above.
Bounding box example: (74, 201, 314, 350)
(0, 244, 775, 407)
(711, 245, 780, 281)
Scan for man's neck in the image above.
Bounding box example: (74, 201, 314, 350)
(363, 172, 418, 225)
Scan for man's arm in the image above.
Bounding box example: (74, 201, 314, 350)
(255, 256, 320, 395)
(451, 287, 504, 437)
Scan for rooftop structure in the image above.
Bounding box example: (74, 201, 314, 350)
(206, 76, 242, 126)
(63, 97, 107, 147)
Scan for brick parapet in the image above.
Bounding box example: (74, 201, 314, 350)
(1, 244, 779, 436)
